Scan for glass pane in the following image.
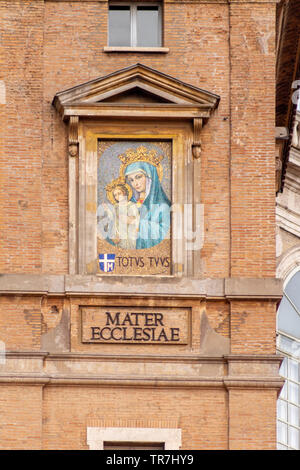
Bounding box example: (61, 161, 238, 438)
(280, 381, 287, 400)
(277, 443, 288, 450)
(109, 6, 131, 46)
(137, 6, 160, 47)
(288, 403, 299, 427)
(277, 296, 300, 340)
(278, 399, 288, 421)
(279, 357, 288, 377)
(279, 335, 300, 358)
(288, 381, 299, 404)
(288, 426, 299, 449)
(285, 271, 300, 312)
(277, 421, 287, 445)
(288, 358, 300, 382)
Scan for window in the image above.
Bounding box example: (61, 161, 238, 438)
(277, 269, 300, 450)
(108, 3, 162, 47)
(104, 441, 165, 450)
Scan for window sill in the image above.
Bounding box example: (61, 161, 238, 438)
(103, 46, 169, 53)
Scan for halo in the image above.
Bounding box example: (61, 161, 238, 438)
(105, 182, 133, 205)
(120, 161, 163, 182)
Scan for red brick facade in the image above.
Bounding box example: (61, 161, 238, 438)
(0, 0, 282, 450)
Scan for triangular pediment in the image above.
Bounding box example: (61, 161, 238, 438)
(53, 64, 220, 120)
(99, 87, 173, 104)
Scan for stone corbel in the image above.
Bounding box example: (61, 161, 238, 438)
(292, 120, 300, 149)
(68, 116, 79, 157)
(192, 118, 203, 159)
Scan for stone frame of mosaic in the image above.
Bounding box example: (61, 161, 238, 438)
(75, 120, 195, 277)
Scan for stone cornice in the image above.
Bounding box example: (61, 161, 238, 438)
(224, 354, 283, 363)
(0, 275, 283, 300)
(0, 375, 284, 390)
(45, 0, 280, 3)
(4, 351, 48, 358)
(223, 378, 285, 390)
(46, 353, 226, 363)
(276, 202, 300, 238)
(3, 351, 283, 362)
(0, 353, 283, 390)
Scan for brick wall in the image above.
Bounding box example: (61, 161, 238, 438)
(0, 0, 277, 277)
(0, 0, 280, 451)
(43, 387, 228, 450)
(0, 0, 44, 273)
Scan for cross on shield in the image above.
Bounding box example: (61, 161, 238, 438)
(99, 254, 115, 273)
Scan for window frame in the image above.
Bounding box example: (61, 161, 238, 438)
(108, 2, 162, 48)
(276, 266, 300, 450)
(78, 124, 188, 278)
(87, 427, 181, 450)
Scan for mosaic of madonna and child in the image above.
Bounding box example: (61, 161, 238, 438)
(97, 141, 172, 275)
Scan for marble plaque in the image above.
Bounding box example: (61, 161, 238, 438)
(97, 141, 172, 275)
(81, 307, 189, 344)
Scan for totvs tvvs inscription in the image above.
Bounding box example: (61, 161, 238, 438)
(81, 308, 189, 344)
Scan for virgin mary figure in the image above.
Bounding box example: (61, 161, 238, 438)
(123, 158, 171, 249)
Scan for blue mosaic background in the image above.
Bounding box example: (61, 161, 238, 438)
(97, 140, 171, 207)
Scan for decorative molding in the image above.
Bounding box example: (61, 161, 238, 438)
(0, 275, 283, 299)
(53, 63, 220, 121)
(276, 154, 300, 238)
(276, 141, 300, 237)
(224, 354, 283, 363)
(291, 112, 300, 149)
(276, 203, 300, 238)
(60, 103, 213, 120)
(224, 277, 283, 299)
(87, 427, 182, 450)
(282, 162, 300, 194)
(289, 146, 300, 168)
(0, 375, 225, 387)
(276, 140, 284, 193)
(0, 376, 49, 385)
(276, 245, 300, 280)
(68, 116, 79, 157)
(0, 375, 284, 391)
(4, 351, 282, 363)
(224, 378, 285, 391)
(3, 352, 49, 358)
(46, 353, 227, 363)
(275, 127, 289, 140)
(0, 353, 283, 392)
(45, 0, 281, 3)
(192, 118, 203, 159)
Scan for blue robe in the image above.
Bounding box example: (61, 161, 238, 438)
(124, 161, 171, 249)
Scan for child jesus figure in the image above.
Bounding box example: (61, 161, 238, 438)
(105, 177, 140, 250)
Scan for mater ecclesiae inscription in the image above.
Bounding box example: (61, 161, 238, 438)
(81, 307, 189, 344)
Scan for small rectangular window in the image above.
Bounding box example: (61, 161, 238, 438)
(104, 441, 165, 450)
(137, 6, 160, 47)
(108, 3, 162, 47)
(109, 5, 131, 47)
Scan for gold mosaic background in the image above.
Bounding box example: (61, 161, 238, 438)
(97, 140, 172, 276)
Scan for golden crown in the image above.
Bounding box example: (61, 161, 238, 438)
(118, 145, 163, 168)
(105, 176, 133, 205)
(105, 176, 127, 194)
